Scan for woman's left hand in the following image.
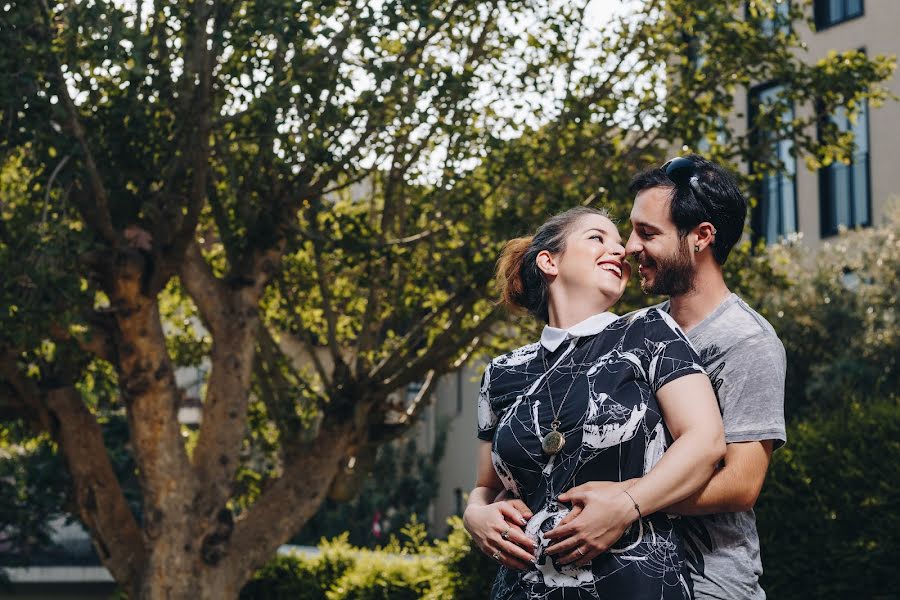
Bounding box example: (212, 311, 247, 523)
(543, 480, 637, 566)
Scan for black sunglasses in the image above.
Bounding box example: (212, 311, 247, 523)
(663, 156, 718, 233)
(663, 157, 710, 206)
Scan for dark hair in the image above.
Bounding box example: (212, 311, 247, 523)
(496, 206, 609, 323)
(628, 154, 746, 264)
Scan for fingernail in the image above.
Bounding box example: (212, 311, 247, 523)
(520, 518, 528, 525)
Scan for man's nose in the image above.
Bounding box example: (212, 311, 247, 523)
(624, 231, 641, 256)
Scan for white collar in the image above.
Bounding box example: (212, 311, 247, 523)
(539, 312, 618, 352)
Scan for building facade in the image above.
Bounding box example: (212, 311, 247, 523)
(739, 0, 900, 245)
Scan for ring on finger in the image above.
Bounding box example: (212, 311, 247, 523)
(576, 547, 585, 557)
(492, 550, 502, 561)
(500, 527, 511, 540)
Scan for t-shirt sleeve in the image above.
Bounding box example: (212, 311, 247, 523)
(476, 362, 497, 441)
(717, 332, 787, 449)
(641, 309, 707, 392)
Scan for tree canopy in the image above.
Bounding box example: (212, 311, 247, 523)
(0, 0, 893, 597)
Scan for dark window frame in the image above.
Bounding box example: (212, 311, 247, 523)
(818, 98, 872, 238)
(748, 80, 799, 244)
(814, 0, 864, 31)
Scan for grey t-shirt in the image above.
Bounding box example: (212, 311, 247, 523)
(660, 293, 786, 600)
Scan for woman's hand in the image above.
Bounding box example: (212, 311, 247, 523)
(463, 497, 536, 570)
(543, 481, 637, 566)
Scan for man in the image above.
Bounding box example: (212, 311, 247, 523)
(623, 154, 787, 599)
(501, 154, 785, 597)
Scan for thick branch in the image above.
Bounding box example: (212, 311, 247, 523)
(274, 326, 331, 390)
(44, 386, 145, 586)
(384, 304, 502, 393)
(225, 420, 355, 588)
(190, 248, 282, 532)
(179, 240, 229, 336)
(111, 285, 193, 541)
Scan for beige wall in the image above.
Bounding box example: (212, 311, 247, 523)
(426, 365, 483, 536)
(797, 0, 900, 242)
(727, 1, 900, 245)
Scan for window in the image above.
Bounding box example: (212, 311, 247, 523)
(820, 101, 870, 236)
(749, 83, 797, 242)
(748, 0, 792, 37)
(814, 0, 863, 30)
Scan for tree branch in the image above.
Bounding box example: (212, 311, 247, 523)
(44, 386, 145, 587)
(179, 240, 229, 336)
(225, 420, 355, 589)
(38, 0, 118, 246)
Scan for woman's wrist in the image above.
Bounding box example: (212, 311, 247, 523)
(621, 489, 642, 522)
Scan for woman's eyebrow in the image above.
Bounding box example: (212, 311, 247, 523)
(584, 227, 622, 243)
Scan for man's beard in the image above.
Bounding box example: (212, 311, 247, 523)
(640, 237, 696, 296)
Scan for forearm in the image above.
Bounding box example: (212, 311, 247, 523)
(627, 429, 724, 517)
(664, 467, 747, 515)
(467, 485, 504, 509)
(665, 440, 773, 515)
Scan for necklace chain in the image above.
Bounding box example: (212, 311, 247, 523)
(540, 333, 599, 436)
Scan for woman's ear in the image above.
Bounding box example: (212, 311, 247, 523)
(536, 250, 558, 276)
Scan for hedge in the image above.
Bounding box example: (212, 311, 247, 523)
(756, 396, 899, 599)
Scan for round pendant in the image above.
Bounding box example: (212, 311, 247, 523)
(542, 430, 565, 455)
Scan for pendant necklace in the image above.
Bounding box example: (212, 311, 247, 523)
(540, 334, 598, 456)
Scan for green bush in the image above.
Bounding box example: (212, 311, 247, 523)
(745, 205, 899, 420)
(756, 396, 900, 599)
(425, 517, 497, 600)
(241, 535, 356, 600)
(241, 518, 496, 600)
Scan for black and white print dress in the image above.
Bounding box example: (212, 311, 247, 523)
(477, 308, 706, 600)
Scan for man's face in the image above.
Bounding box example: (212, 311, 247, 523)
(625, 187, 696, 296)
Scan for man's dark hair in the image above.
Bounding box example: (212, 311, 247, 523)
(628, 154, 747, 265)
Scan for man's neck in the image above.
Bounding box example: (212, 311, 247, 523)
(667, 267, 731, 333)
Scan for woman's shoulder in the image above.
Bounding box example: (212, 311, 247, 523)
(614, 306, 688, 343)
(489, 341, 542, 368)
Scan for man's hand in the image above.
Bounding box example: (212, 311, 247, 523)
(543, 481, 637, 566)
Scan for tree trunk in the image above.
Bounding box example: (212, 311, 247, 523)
(134, 548, 240, 600)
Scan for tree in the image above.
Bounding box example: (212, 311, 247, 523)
(0, 0, 893, 597)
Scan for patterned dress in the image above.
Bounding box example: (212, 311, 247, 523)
(477, 309, 706, 600)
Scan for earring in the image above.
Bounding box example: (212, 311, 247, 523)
(694, 245, 700, 252)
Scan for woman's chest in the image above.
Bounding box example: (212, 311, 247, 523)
(491, 348, 663, 471)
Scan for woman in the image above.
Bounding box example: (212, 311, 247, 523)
(463, 206, 725, 599)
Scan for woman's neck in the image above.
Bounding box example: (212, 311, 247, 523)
(547, 298, 614, 330)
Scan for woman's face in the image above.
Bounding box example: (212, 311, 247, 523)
(547, 213, 631, 308)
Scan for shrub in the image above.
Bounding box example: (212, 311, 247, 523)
(756, 396, 900, 599)
(746, 205, 899, 420)
(241, 518, 497, 600)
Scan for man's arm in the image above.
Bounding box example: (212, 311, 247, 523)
(664, 439, 774, 515)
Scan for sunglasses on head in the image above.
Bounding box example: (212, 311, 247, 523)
(663, 156, 718, 233)
(663, 157, 709, 202)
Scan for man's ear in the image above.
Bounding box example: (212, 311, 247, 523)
(692, 222, 717, 254)
(536, 250, 558, 276)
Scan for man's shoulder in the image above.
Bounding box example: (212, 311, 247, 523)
(700, 294, 782, 350)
